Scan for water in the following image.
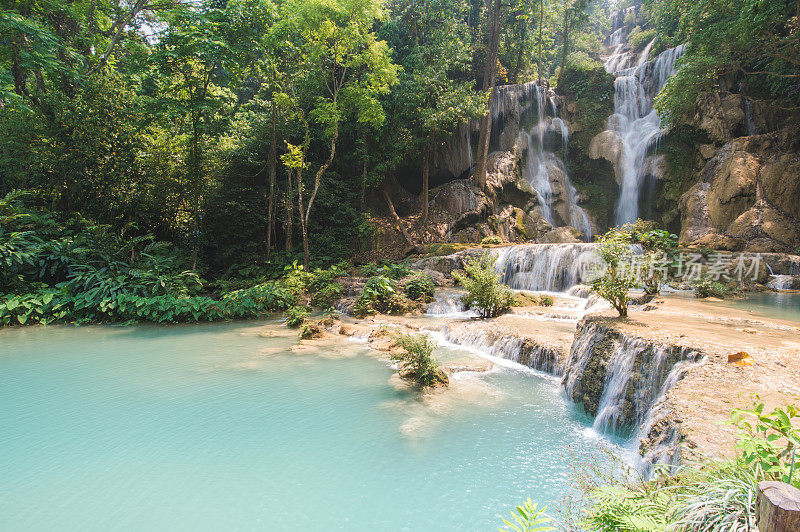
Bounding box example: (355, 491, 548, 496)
(521, 86, 592, 240)
(0, 322, 603, 531)
(716, 291, 800, 324)
(605, 44, 685, 225)
(495, 243, 597, 292)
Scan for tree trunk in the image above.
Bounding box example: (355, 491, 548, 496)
(296, 167, 309, 270)
(757, 481, 800, 532)
(285, 169, 294, 253)
(421, 145, 430, 223)
(266, 100, 277, 261)
(383, 184, 416, 250)
(473, 0, 502, 190)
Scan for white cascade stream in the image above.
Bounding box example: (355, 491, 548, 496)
(521, 85, 592, 239)
(605, 44, 685, 226)
(494, 242, 597, 292)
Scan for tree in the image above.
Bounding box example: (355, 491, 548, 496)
(651, 0, 800, 123)
(152, 2, 237, 270)
(472, 0, 502, 190)
(274, 0, 398, 269)
(588, 227, 637, 317)
(454, 252, 515, 318)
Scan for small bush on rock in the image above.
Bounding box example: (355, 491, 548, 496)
(390, 333, 446, 387)
(481, 235, 502, 245)
(403, 274, 435, 301)
(453, 252, 514, 318)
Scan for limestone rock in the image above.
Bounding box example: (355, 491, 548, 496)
(705, 151, 758, 229)
(678, 128, 800, 253)
(693, 92, 745, 143)
(589, 130, 624, 179)
(537, 226, 583, 244)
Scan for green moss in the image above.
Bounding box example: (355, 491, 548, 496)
(423, 243, 473, 257)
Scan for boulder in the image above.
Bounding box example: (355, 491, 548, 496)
(589, 130, 624, 178)
(759, 153, 800, 219)
(693, 92, 745, 143)
(537, 226, 583, 244)
(705, 151, 759, 229)
(678, 128, 800, 253)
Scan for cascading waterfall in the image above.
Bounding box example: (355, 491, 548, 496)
(426, 289, 476, 317)
(605, 44, 685, 226)
(495, 243, 597, 292)
(563, 320, 704, 473)
(521, 86, 592, 239)
(438, 324, 563, 375)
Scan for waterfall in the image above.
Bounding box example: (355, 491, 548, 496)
(605, 45, 685, 226)
(563, 320, 704, 474)
(767, 275, 795, 291)
(426, 289, 476, 317)
(438, 324, 564, 375)
(520, 85, 592, 239)
(495, 243, 597, 292)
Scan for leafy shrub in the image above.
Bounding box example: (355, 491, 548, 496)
(380, 261, 412, 280)
(538, 294, 554, 307)
(730, 399, 800, 487)
(628, 26, 657, 53)
(284, 306, 309, 328)
(694, 277, 732, 299)
(453, 252, 514, 318)
(299, 321, 324, 340)
(481, 235, 502, 245)
(390, 333, 444, 387)
(359, 262, 381, 277)
(403, 274, 435, 301)
(588, 228, 638, 317)
(498, 499, 553, 532)
(353, 275, 397, 317)
(310, 282, 342, 308)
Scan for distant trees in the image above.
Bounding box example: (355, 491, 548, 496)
(651, 0, 800, 123)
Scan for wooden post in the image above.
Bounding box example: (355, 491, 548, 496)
(757, 481, 800, 532)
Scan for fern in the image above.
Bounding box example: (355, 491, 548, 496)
(499, 499, 554, 532)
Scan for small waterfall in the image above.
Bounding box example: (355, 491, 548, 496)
(521, 85, 592, 239)
(637, 39, 656, 66)
(439, 324, 563, 375)
(563, 320, 704, 474)
(605, 45, 685, 225)
(426, 290, 476, 316)
(767, 275, 795, 291)
(744, 97, 758, 136)
(495, 243, 597, 292)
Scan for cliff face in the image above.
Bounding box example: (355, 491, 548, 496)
(675, 115, 800, 253)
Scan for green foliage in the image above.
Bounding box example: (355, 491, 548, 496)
(498, 499, 553, 532)
(583, 484, 672, 532)
(390, 333, 442, 387)
(730, 399, 800, 487)
(668, 462, 759, 532)
(627, 27, 656, 53)
(380, 261, 412, 280)
(481, 235, 503, 246)
(353, 275, 411, 317)
(453, 252, 514, 318)
(403, 274, 435, 301)
(693, 277, 734, 299)
(589, 228, 638, 317)
(284, 306, 309, 328)
(538, 294, 554, 307)
(650, 0, 800, 125)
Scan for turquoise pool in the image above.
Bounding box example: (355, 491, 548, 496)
(0, 322, 603, 530)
